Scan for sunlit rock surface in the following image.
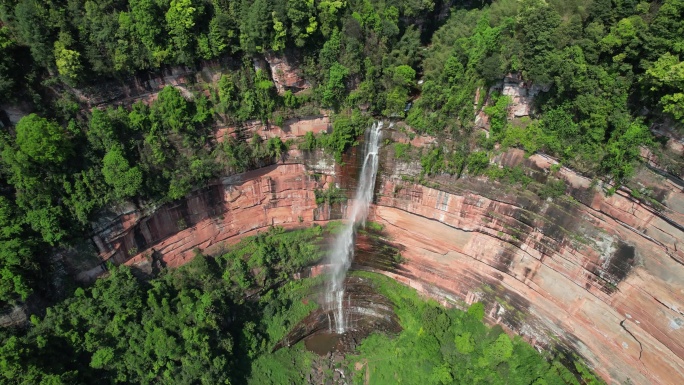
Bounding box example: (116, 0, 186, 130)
(87, 136, 684, 384)
(371, 149, 684, 385)
(214, 115, 331, 143)
(264, 51, 310, 95)
(90, 164, 333, 274)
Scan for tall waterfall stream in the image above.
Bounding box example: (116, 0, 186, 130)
(326, 121, 382, 334)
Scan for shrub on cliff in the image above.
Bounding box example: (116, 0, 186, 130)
(102, 145, 143, 201)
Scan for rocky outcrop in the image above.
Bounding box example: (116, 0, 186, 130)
(370, 149, 684, 385)
(0, 104, 30, 127)
(261, 116, 331, 139)
(0, 305, 28, 328)
(77, 66, 197, 107)
(264, 52, 310, 95)
(488, 73, 550, 118)
(386, 122, 437, 147)
(645, 121, 684, 178)
(214, 115, 331, 143)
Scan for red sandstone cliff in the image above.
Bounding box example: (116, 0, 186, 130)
(61, 54, 684, 383)
(370, 149, 684, 385)
(87, 164, 333, 279)
(85, 135, 684, 384)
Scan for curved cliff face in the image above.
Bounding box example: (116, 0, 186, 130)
(90, 163, 335, 275)
(371, 149, 684, 385)
(87, 141, 684, 383)
(87, 115, 336, 279)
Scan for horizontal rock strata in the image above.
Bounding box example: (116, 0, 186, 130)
(87, 145, 684, 384)
(91, 164, 331, 270)
(370, 152, 684, 385)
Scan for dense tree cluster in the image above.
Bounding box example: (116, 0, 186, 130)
(0, 226, 324, 384)
(0, 0, 431, 94)
(1, 0, 682, 140)
(409, 0, 683, 181)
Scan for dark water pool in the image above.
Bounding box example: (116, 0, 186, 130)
(304, 332, 341, 356)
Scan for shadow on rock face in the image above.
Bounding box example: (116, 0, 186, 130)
(606, 242, 636, 282)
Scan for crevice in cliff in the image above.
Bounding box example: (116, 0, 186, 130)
(614, 218, 684, 267)
(390, 178, 521, 211)
(652, 296, 684, 317)
(644, 163, 684, 189)
(618, 318, 657, 381)
(620, 319, 643, 361)
(616, 191, 684, 235)
(374, 205, 476, 234)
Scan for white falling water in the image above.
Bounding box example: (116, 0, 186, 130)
(326, 121, 382, 334)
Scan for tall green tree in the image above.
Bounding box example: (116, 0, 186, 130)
(0, 196, 36, 304)
(102, 145, 144, 200)
(14, 114, 70, 165)
(13, 0, 54, 68)
(646, 53, 684, 122)
(130, 0, 167, 65)
(287, 0, 317, 47)
(239, 0, 272, 53)
(322, 62, 349, 107)
(166, 0, 203, 64)
(150, 86, 192, 133)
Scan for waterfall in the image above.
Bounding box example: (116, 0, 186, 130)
(326, 121, 382, 334)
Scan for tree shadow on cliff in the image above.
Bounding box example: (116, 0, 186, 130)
(127, 248, 167, 281)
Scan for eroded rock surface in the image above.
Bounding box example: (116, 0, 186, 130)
(371, 150, 684, 385)
(488, 73, 550, 118)
(91, 164, 332, 271)
(87, 144, 684, 384)
(214, 115, 331, 143)
(264, 51, 310, 94)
